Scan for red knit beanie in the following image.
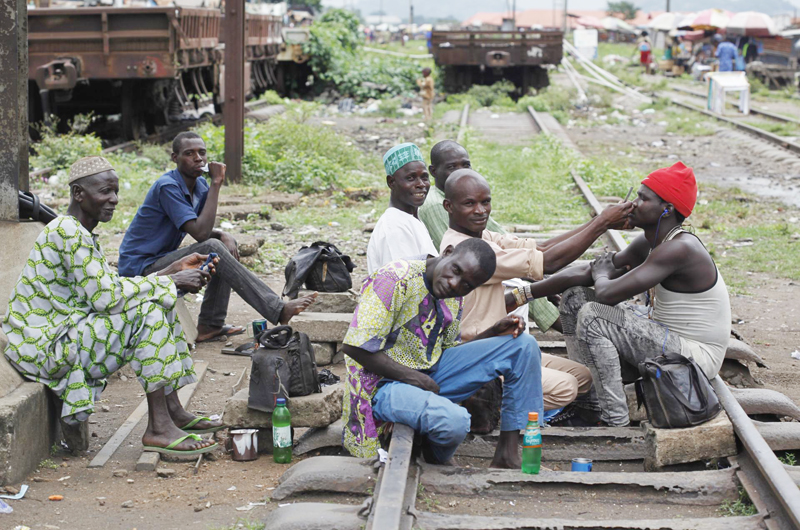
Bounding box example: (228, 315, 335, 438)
(641, 162, 697, 218)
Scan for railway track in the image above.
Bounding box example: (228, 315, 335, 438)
(265, 104, 800, 530)
(663, 87, 800, 156)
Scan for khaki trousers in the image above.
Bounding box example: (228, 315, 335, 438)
(542, 353, 592, 411)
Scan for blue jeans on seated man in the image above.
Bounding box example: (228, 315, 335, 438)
(371, 334, 543, 464)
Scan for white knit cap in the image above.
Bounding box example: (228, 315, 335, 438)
(68, 156, 115, 185)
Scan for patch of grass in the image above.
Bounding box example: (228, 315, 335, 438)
(196, 106, 382, 193)
(662, 108, 717, 136)
(748, 76, 798, 101)
(257, 90, 287, 105)
(464, 134, 638, 229)
(31, 117, 103, 171)
(779, 452, 798, 466)
(39, 458, 58, 470)
(719, 488, 758, 517)
(742, 119, 800, 137)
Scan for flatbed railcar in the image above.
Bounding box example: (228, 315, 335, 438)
(28, 6, 287, 140)
(431, 30, 564, 94)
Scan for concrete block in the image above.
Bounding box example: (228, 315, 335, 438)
(0, 382, 57, 485)
(271, 456, 375, 500)
(729, 387, 800, 421)
(0, 330, 24, 399)
(223, 383, 344, 429)
(294, 419, 344, 455)
(262, 502, 362, 530)
(643, 411, 736, 470)
(135, 452, 160, 472)
(753, 420, 800, 451)
(332, 349, 345, 365)
(299, 290, 358, 314)
(289, 313, 351, 343)
(311, 342, 335, 366)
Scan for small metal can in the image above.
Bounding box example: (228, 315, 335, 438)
(571, 457, 593, 472)
(250, 319, 268, 339)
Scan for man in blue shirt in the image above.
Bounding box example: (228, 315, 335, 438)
(715, 38, 737, 72)
(119, 132, 316, 342)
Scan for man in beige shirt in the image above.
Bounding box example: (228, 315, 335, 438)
(416, 67, 435, 121)
(440, 169, 633, 415)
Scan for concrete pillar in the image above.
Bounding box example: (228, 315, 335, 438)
(0, 0, 28, 221)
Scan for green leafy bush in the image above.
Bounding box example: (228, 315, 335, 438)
(195, 108, 381, 193)
(304, 9, 421, 100)
(31, 119, 103, 171)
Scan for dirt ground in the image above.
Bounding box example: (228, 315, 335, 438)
(6, 80, 800, 529)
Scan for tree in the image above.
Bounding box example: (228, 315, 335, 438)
(606, 1, 638, 21)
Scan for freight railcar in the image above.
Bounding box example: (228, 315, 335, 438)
(28, 6, 285, 140)
(431, 30, 564, 94)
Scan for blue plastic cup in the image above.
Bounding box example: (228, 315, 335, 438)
(571, 458, 593, 472)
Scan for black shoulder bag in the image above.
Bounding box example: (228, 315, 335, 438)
(282, 241, 355, 299)
(635, 352, 721, 429)
(247, 326, 321, 413)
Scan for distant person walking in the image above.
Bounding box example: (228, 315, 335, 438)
(417, 67, 435, 121)
(715, 38, 737, 72)
(636, 31, 652, 75)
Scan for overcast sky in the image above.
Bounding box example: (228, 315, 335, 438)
(321, 0, 800, 19)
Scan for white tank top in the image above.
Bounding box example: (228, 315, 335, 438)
(651, 230, 731, 378)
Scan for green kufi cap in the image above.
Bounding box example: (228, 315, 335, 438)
(383, 143, 424, 176)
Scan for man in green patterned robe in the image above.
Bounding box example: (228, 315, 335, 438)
(2, 156, 221, 455)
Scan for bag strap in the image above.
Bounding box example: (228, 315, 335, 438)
(258, 325, 293, 348)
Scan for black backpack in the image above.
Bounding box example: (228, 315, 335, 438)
(248, 326, 321, 413)
(635, 352, 721, 429)
(282, 241, 355, 299)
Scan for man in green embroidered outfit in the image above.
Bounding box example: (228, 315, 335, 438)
(2, 156, 221, 455)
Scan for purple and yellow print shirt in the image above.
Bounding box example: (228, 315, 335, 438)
(341, 259, 462, 458)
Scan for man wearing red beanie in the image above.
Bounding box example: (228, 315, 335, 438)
(523, 162, 731, 427)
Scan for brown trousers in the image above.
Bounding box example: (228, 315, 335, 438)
(542, 353, 592, 410)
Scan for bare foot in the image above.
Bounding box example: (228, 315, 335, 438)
(279, 292, 318, 324)
(142, 422, 215, 451)
(196, 324, 245, 343)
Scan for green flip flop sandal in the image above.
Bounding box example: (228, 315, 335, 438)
(143, 433, 218, 456)
(179, 416, 225, 434)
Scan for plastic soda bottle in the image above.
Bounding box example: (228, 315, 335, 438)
(522, 411, 542, 474)
(272, 398, 292, 464)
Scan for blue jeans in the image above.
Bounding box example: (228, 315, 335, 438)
(372, 334, 543, 464)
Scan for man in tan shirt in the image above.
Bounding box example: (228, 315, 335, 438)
(416, 67, 435, 121)
(440, 169, 633, 414)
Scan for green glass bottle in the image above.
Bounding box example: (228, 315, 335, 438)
(272, 398, 292, 464)
(521, 412, 542, 474)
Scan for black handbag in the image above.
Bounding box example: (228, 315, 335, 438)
(282, 241, 355, 299)
(247, 326, 321, 413)
(635, 352, 721, 429)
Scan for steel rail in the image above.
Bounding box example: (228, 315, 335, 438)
(456, 103, 470, 144)
(713, 377, 800, 529)
(671, 85, 800, 126)
(668, 97, 800, 155)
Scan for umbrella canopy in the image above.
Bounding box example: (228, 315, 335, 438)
(576, 16, 604, 30)
(648, 12, 683, 31)
(603, 16, 635, 33)
(727, 11, 777, 37)
(681, 9, 732, 31)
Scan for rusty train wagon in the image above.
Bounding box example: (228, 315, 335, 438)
(431, 30, 564, 94)
(28, 7, 283, 140)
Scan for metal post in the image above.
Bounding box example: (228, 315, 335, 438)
(0, 0, 28, 221)
(223, 0, 245, 184)
(563, 0, 568, 35)
(409, 1, 413, 26)
(666, 0, 671, 13)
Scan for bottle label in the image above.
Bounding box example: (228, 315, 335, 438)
(523, 429, 542, 448)
(273, 425, 291, 449)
